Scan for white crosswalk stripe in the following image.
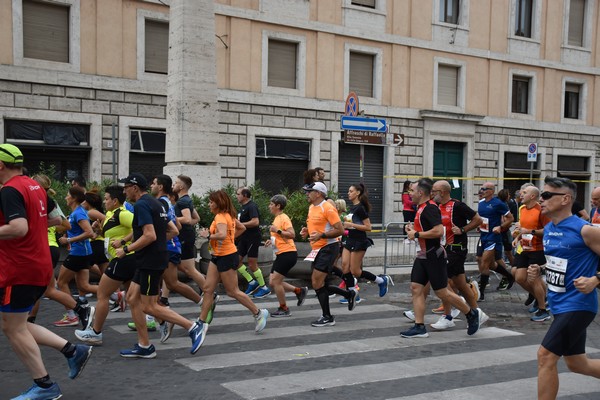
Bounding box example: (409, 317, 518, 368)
(98, 292, 600, 399)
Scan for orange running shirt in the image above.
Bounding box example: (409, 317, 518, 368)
(306, 200, 341, 250)
(518, 203, 550, 252)
(271, 213, 296, 255)
(209, 213, 238, 256)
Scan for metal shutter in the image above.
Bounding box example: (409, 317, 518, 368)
(268, 40, 297, 89)
(349, 52, 374, 98)
(23, 0, 69, 63)
(351, 0, 376, 8)
(568, 0, 585, 46)
(437, 65, 458, 106)
(145, 20, 169, 74)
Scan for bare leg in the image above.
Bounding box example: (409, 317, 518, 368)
(126, 283, 149, 346)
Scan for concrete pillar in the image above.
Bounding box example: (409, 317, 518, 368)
(163, 0, 221, 195)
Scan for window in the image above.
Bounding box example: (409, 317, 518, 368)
(564, 83, 581, 119)
(567, 0, 585, 47)
(349, 52, 374, 98)
(22, 0, 70, 63)
(515, 0, 532, 37)
(439, 0, 460, 24)
(129, 129, 166, 181)
(145, 20, 169, 74)
(255, 138, 310, 195)
(351, 0, 376, 8)
(503, 151, 540, 195)
(268, 39, 297, 89)
(512, 76, 530, 114)
(558, 155, 589, 202)
(4, 119, 90, 181)
(437, 65, 458, 107)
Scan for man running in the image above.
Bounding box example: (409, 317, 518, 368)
(0, 144, 92, 399)
(529, 176, 600, 399)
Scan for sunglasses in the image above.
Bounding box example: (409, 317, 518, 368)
(479, 188, 492, 191)
(540, 191, 567, 200)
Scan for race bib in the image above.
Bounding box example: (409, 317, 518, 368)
(545, 255, 567, 293)
(104, 237, 111, 259)
(521, 234, 533, 251)
(270, 235, 277, 257)
(304, 248, 321, 262)
(480, 217, 489, 233)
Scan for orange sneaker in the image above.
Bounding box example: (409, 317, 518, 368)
(431, 304, 444, 314)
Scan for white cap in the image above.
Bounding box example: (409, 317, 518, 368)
(303, 181, 328, 196)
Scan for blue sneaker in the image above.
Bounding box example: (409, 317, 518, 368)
(339, 294, 362, 304)
(67, 344, 93, 379)
(252, 286, 271, 299)
(119, 344, 156, 359)
(244, 280, 259, 295)
(11, 382, 62, 400)
(531, 309, 551, 322)
(189, 321, 208, 354)
(528, 299, 539, 314)
(400, 324, 429, 338)
(378, 274, 394, 297)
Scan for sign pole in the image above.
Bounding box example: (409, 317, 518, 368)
(529, 162, 533, 184)
(360, 145, 364, 183)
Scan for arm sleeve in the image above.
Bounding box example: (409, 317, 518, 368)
(0, 187, 27, 223)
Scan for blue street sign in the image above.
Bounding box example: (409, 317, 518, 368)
(341, 115, 387, 132)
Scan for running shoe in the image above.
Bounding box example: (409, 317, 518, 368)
(252, 286, 271, 299)
(340, 294, 362, 305)
(311, 315, 335, 327)
(296, 286, 308, 306)
(205, 294, 220, 325)
(80, 306, 95, 331)
(158, 297, 170, 308)
(11, 383, 62, 400)
(524, 293, 535, 306)
(127, 320, 157, 332)
(403, 310, 415, 321)
(469, 281, 481, 302)
(67, 344, 93, 379)
(378, 274, 394, 297)
(244, 280, 259, 295)
(189, 321, 207, 354)
(254, 309, 269, 333)
(159, 321, 175, 343)
(531, 309, 552, 322)
(496, 277, 509, 291)
(431, 304, 444, 314)
(466, 308, 486, 336)
(338, 280, 346, 290)
(75, 328, 103, 346)
(450, 308, 461, 319)
(270, 307, 291, 318)
(431, 315, 455, 330)
(528, 299, 539, 314)
(54, 314, 79, 327)
(400, 324, 429, 338)
(347, 289, 357, 311)
(119, 344, 157, 359)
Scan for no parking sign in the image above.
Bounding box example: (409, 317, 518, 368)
(527, 143, 537, 162)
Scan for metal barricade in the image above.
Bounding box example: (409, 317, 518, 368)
(383, 222, 481, 274)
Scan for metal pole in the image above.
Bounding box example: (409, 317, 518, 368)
(529, 161, 533, 183)
(112, 123, 116, 182)
(360, 144, 364, 183)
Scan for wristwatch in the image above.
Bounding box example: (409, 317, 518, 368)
(123, 245, 129, 254)
(277, 229, 283, 235)
(531, 230, 536, 235)
(414, 232, 420, 239)
(121, 239, 127, 246)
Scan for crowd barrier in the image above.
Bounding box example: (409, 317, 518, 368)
(383, 222, 481, 274)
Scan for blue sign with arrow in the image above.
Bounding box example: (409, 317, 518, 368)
(341, 115, 387, 132)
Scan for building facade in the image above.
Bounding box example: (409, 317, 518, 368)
(1, 0, 599, 225)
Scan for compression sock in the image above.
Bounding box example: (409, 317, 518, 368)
(237, 264, 254, 283)
(342, 273, 355, 291)
(331, 266, 344, 278)
(315, 287, 331, 317)
(60, 342, 76, 358)
(494, 264, 514, 281)
(34, 375, 53, 389)
(361, 270, 377, 282)
(252, 268, 266, 287)
(479, 274, 489, 295)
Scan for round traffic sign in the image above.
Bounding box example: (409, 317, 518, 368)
(345, 92, 359, 116)
(528, 143, 537, 153)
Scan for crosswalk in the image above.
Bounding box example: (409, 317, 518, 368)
(99, 291, 600, 399)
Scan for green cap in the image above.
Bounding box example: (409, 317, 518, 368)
(0, 143, 24, 164)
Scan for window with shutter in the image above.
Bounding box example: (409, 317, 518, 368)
(515, 0, 533, 37)
(145, 20, 169, 74)
(439, 0, 460, 24)
(512, 76, 530, 114)
(23, 0, 70, 63)
(268, 40, 297, 89)
(349, 52, 374, 98)
(567, 0, 585, 47)
(437, 65, 458, 106)
(351, 0, 376, 8)
(564, 83, 581, 119)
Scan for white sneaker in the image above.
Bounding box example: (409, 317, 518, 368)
(451, 308, 461, 319)
(75, 328, 103, 345)
(480, 309, 489, 326)
(403, 310, 415, 321)
(431, 316, 455, 330)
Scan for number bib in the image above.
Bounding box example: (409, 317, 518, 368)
(304, 248, 320, 262)
(521, 234, 533, 251)
(545, 255, 567, 293)
(480, 217, 489, 233)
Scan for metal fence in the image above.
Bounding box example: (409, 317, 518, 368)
(383, 222, 481, 274)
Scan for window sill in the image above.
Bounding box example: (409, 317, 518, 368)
(508, 35, 540, 44)
(561, 44, 592, 53)
(432, 21, 469, 32)
(509, 112, 535, 121)
(342, 4, 386, 16)
(560, 117, 586, 126)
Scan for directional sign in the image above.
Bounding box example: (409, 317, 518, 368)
(527, 142, 537, 162)
(387, 133, 404, 147)
(341, 115, 387, 132)
(344, 131, 404, 147)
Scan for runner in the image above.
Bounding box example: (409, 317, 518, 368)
(265, 194, 307, 317)
(300, 182, 357, 327)
(117, 173, 205, 358)
(198, 190, 269, 335)
(236, 187, 270, 298)
(402, 178, 485, 338)
(0, 144, 92, 399)
(529, 176, 600, 399)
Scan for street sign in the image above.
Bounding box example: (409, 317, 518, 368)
(527, 142, 537, 162)
(345, 92, 359, 116)
(344, 130, 404, 147)
(341, 115, 387, 132)
(387, 133, 404, 146)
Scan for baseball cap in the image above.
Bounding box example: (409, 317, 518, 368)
(118, 173, 148, 189)
(302, 181, 328, 196)
(0, 143, 24, 164)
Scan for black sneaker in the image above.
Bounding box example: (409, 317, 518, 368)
(296, 286, 308, 307)
(496, 277, 509, 291)
(466, 308, 486, 336)
(79, 306, 95, 330)
(347, 290, 357, 311)
(311, 315, 335, 327)
(524, 293, 535, 306)
(479, 292, 485, 302)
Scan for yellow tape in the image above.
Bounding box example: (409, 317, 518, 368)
(383, 176, 600, 183)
